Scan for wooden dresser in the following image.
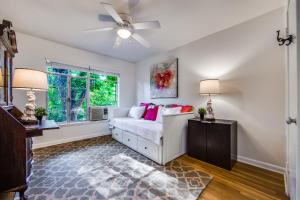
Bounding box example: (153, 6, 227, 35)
(0, 105, 59, 199)
(187, 118, 237, 170)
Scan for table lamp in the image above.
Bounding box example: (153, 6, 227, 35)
(12, 68, 48, 123)
(200, 79, 220, 121)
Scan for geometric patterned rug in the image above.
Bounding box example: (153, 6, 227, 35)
(24, 135, 212, 200)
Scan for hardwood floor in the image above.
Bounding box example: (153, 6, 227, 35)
(177, 155, 289, 200)
(0, 192, 15, 200)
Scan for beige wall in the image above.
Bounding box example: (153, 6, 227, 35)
(136, 9, 286, 170)
(13, 32, 136, 148)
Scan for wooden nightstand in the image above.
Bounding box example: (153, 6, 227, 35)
(187, 118, 237, 170)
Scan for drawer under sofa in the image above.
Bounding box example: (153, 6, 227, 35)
(112, 128, 123, 143)
(111, 127, 162, 164)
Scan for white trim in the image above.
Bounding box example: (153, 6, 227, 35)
(238, 155, 285, 174)
(46, 59, 121, 76)
(32, 131, 111, 149)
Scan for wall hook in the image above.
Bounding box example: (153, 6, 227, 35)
(277, 30, 295, 46)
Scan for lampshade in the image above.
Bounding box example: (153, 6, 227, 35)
(12, 68, 48, 90)
(199, 79, 220, 95)
(0, 68, 3, 87)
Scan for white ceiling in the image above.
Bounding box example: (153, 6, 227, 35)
(0, 0, 285, 63)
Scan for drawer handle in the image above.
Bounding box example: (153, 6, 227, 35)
(144, 146, 147, 150)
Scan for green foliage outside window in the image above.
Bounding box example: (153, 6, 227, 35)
(47, 72, 67, 122)
(47, 67, 118, 123)
(90, 74, 117, 106)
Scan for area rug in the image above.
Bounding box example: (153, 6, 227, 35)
(25, 136, 212, 200)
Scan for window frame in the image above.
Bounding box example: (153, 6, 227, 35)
(46, 63, 120, 124)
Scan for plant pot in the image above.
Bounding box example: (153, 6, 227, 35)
(36, 116, 43, 124)
(200, 114, 205, 120)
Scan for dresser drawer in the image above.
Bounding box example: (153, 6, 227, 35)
(123, 131, 138, 150)
(138, 137, 159, 161)
(112, 128, 123, 143)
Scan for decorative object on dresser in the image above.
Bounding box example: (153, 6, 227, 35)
(198, 107, 207, 120)
(150, 58, 178, 98)
(12, 68, 48, 124)
(199, 79, 220, 121)
(0, 19, 18, 106)
(188, 118, 237, 170)
(34, 107, 47, 123)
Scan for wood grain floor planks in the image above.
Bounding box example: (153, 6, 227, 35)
(176, 155, 289, 200)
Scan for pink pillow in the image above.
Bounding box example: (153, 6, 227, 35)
(140, 103, 149, 117)
(144, 106, 159, 121)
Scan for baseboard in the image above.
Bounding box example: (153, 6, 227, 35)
(32, 131, 111, 149)
(237, 155, 285, 174)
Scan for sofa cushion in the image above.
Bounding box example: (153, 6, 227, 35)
(155, 105, 164, 123)
(181, 105, 193, 112)
(128, 106, 145, 119)
(163, 107, 181, 115)
(144, 105, 159, 121)
(140, 103, 149, 117)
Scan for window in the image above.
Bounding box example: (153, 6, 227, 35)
(47, 64, 119, 123)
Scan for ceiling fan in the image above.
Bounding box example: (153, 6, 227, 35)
(85, 2, 161, 48)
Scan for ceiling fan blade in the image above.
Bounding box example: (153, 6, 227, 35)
(113, 36, 122, 48)
(132, 21, 161, 30)
(131, 33, 150, 48)
(101, 2, 124, 24)
(84, 27, 114, 33)
(98, 14, 115, 22)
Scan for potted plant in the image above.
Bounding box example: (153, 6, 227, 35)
(198, 107, 207, 120)
(35, 107, 47, 123)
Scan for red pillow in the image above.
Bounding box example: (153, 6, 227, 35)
(144, 106, 159, 121)
(181, 105, 193, 112)
(140, 103, 149, 117)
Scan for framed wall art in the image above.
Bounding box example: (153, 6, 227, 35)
(150, 58, 178, 99)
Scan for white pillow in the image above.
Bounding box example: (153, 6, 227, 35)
(163, 107, 182, 115)
(128, 106, 145, 119)
(155, 105, 164, 123)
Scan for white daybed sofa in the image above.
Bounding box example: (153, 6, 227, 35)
(109, 108, 194, 165)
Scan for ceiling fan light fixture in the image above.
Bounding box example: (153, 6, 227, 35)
(117, 28, 131, 39)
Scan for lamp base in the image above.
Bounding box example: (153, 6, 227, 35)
(205, 117, 216, 122)
(21, 90, 37, 123)
(206, 95, 215, 120)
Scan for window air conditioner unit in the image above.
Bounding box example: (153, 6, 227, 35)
(90, 107, 108, 121)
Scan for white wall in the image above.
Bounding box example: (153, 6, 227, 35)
(136, 9, 286, 170)
(13, 32, 136, 148)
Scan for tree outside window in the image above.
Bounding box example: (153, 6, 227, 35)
(47, 66, 118, 123)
